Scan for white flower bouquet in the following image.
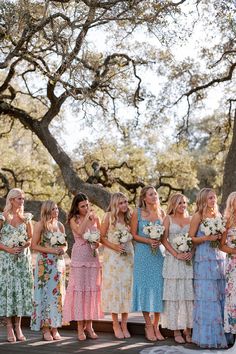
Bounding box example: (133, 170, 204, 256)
(113, 224, 132, 256)
(50, 232, 67, 247)
(200, 216, 226, 248)
(173, 233, 193, 265)
(6, 234, 28, 248)
(83, 229, 100, 256)
(143, 223, 165, 255)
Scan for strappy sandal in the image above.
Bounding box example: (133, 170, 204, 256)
(174, 334, 186, 344)
(121, 322, 131, 338)
(42, 329, 53, 341)
(144, 324, 156, 342)
(113, 323, 124, 339)
(84, 328, 98, 339)
(6, 324, 16, 343)
(51, 328, 61, 340)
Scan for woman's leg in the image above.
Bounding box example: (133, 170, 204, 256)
(15, 316, 26, 341)
(121, 313, 131, 338)
(84, 320, 98, 339)
(153, 312, 165, 340)
(183, 327, 192, 343)
(51, 327, 61, 340)
(77, 320, 86, 341)
(42, 326, 53, 341)
(143, 311, 156, 341)
(6, 317, 16, 342)
(112, 313, 124, 339)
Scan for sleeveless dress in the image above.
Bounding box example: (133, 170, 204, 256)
(102, 222, 134, 313)
(31, 229, 66, 330)
(132, 208, 164, 312)
(192, 223, 227, 348)
(162, 218, 193, 330)
(224, 227, 236, 334)
(63, 218, 103, 321)
(0, 213, 33, 317)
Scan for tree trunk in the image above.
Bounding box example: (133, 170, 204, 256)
(222, 111, 236, 208)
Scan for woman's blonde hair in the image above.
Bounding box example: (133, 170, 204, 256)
(195, 188, 218, 218)
(224, 191, 236, 228)
(40, 200, 57, 231)
(107, 192, 131, 226)
(167, 193, 188, 216)
(138, 185, 162, 218)
(4, 188, 25, 220)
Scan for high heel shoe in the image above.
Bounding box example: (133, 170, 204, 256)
(113, 323, 124, 339)
(121, 322, 131, 338)
(77, 328, 86, 341)
(6, 324, 16, 343)
(154, 326, 165, 341)
(144, 324, 156, 342)
(183, 330, 192, 343)
(84, 328, 98, 339)
(42, 329, 53, 341)
(51, 328, 61, 340)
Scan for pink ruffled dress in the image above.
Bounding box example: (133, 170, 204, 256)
(63, 218, 103, 321)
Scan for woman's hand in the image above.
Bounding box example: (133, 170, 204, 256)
(91, 241, 99, 250)
(54, 247, 65, 256)
(148, 239, 160, 249)
(175, 252, 188, 260)
(7, 246, 22, 255)
(206, 234, 219, 242)
(114, 244, 126, 254)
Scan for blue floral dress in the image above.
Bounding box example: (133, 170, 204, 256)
(0, 213, 33, 317)
(192, 224, 227, 348)
(31, 230, 66, 330)
(132, 208, 164, 312)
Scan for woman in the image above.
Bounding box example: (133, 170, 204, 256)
(101, 192, 134, 339)
(0, 188, 33, 342)
(131, 185, 165, 341)
(63, 193, 102, 341)
(221, 192, 236, 341)
(189, 188, 227, 348)
(162, 193, 193, 343)
(31, 200, 67, 341)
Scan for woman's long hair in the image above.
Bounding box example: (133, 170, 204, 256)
(4, 188, 25, 220)
(67, 193, 88, 223)
(138, 185, 162, 218)
(224, 191, 236, 228)
(167, 193, 189, 216)
(195, 188, 218, 218)
(107, 192, 131, 226)
(40, 200, 57, 231)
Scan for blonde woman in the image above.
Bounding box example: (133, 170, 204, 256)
(189, 188, 227, 348)
(162, 193, 193, 343)
(131, 186, 165, 342)
(31, 200, 67, 341)
(221, 192, 236, 340)
(101, 192, 134, 339)
(0, 188, 33, 342)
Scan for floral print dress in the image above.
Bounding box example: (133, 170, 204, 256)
(31, 230, 66, 330)
(102, 223, 134, 313)
(224, 227, 236, 334)
(0, 213, 33, 317)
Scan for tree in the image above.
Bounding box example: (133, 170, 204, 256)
(0, 0, 190, 209)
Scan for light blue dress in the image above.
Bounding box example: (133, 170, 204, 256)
(192, 225, 227, 348)
(132, 208, 164, 312)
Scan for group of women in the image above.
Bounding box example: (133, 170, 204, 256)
(0, 186, 236, 350)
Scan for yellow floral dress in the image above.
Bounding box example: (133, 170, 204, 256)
(102, 223, 134, 313)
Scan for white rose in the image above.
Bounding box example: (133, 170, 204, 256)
(179, 244, 188, 252)
(58, 235, 65, 244)
(51, 236, 57, 245)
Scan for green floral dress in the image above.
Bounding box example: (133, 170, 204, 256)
(0, 213, 33, 317)
(31, 230, 66, 330)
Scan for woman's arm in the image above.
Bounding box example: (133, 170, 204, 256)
(31, 222, 60, 255)
(69, 211, 92, 236)
(58, 221, 68, 253)
(100, 213, 124, 253)
(189, 213, 219, 244)
(220, 227, 236, 254)
(130, 209, 153, 246)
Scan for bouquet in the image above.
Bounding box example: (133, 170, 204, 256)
(5, 234, 29, 259)
(113, 224, 132, 256)
(50, 232, 67, 247)
(83, 229, 100, 257)
(173, 233, 193, 265)
(200, 216, 226, 248)
(143, 223, 165, 255)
